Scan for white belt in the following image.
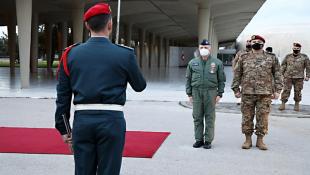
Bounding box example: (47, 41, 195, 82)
(74, 104, 124, 111)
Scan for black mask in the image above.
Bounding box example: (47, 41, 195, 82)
(252, 43, 263, 50)
(293, 50, 300, 55)
(246, 45, 252, 49)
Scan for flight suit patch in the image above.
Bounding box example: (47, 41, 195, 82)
(210, 62, 216, 73)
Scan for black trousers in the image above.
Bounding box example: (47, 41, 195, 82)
(72, 110, 126, 175)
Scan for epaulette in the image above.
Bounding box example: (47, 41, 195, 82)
(63, 43, 81, 51)
(57, 43, 81, 79)
(115, 44, 134, 51)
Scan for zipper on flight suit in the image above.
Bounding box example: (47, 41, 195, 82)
(202, 59, 206, 89)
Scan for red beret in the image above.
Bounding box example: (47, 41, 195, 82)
(293, 43, 302, 47)
(84, 3, 112, 21)
(251, 35, 265, 43)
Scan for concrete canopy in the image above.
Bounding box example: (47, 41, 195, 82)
(0, 0, 265, 44)
(0, 0, 265, 88)
(107, 0, 265, 44)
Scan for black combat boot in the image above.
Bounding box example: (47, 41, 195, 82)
(203, 142, 212, 149)
(193, 141, 204, 148)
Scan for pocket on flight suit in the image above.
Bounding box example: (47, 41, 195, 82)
(206, 72, 218, 88)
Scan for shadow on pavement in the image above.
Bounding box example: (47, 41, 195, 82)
(179, 101, 310, 118)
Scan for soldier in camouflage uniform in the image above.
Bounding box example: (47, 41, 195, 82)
(186, 39, 226, 149)
(232, 40, 251, 105)
(279, 43, 310, 111)
(231, 35, 283, 150)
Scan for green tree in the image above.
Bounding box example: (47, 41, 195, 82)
(0, 32, 8, 56)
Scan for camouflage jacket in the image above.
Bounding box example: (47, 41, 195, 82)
(232, 49, 251, 70)
(186, 56, 226, 97)
(281, 53, 310, 79)
(231, 51, 283, 95)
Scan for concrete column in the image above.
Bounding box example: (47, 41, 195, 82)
(198, 1, 211, 43)
(30, 12, 39, 73)
(125, 23, 132, 46)
(135, 40, 141, 67)
(144, 32, 149, 69)
(148, 33, 153, 68)
(16, 0, 32, 88)
(61, 22, 68, 49)
(139, 29, 147, 69)
(72, 5, 84, 43)
(208, 20, 214, 46)
(165, 38, 170, 67)
(211, 29, 216, 56)
(7, 14, 16, 73)
(159, 37, 164, 67)
(213, 34, 219, 58)
(139, 29, 149, 69)
(45, 23, 52, 70)
(208, 21, 216, 57)
(150, 33, 157, 68)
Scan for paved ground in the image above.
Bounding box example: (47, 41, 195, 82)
(1, 67, 310, 174)
(0, 98, 310, 175)
(1, 67, 310, 105)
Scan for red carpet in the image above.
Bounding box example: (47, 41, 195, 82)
(0, 127, 170, 158)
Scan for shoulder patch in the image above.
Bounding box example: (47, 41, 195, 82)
(192, 62, 199, 66)
(115, 44, 134, 51)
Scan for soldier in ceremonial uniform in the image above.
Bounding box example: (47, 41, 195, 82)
(186, 39, 226, 149)
(279, 43, 310, 111)
(232, 35, 282, 150)
(55, 3, 146, 175)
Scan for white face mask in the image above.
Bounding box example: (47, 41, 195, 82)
(199, 48, 210, 57)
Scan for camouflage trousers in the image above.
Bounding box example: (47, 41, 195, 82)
(241, 94, 272, 136)
(281, 78, 304, 103)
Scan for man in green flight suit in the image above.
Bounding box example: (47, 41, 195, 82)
(186, 39, 226, 149)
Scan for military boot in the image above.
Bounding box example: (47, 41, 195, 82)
(278, 102, 286, 111)
(242, 134, 252, 149)
(193, 141, 204, 148)
(203, 142, 212, 149)
(256, 136, 268, 150)
(294, 102, 300, 111)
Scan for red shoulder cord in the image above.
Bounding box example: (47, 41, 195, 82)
(56, 45, 75, 80)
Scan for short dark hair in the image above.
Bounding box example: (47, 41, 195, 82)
(86, 14, 112, 32)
